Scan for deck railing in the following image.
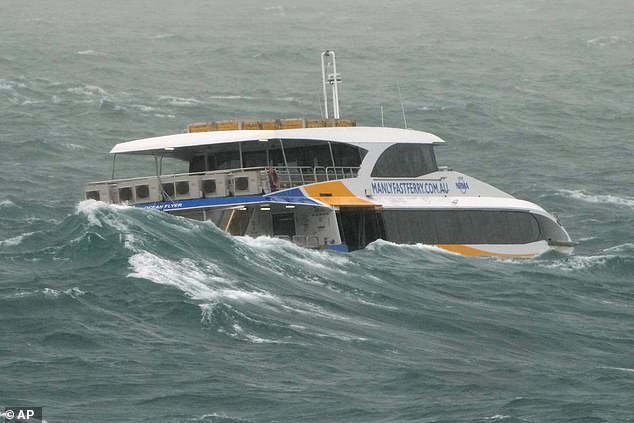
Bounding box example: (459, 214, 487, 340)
(276, 166, 360, 189)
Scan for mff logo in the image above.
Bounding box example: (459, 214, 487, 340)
(455, 176, 470, 194)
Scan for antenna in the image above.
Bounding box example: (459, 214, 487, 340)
(380, 105, 385, 127)
(397, 82, 408, 129)
(321, 50, 341, 119)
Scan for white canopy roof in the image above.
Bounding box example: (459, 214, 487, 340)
(109, 126, 445, 154)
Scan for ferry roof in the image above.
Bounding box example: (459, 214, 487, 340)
(109, 126, 445, 155)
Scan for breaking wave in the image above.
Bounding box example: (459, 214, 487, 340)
(557, 189, 634, 209)
(158, 95, 202, 107)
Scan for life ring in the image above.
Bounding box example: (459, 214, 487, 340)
(267, 167, 280, 191)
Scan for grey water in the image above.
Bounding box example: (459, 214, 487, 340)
(1, 0, 633, 422)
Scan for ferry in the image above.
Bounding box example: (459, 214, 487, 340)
(84, 51, 574, 257)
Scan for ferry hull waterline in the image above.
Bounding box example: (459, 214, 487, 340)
(84, 51, 573, 258)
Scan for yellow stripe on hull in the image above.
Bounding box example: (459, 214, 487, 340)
(434, 244, 540, 258)
(303, 181, 375, 207)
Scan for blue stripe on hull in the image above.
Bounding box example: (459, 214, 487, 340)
(135, 190, 322, 211)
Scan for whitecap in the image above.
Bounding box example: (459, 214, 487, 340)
(587, 35, 630, 48)
(0, 79, 27, 90)
(61, 143, 86, 150)
(64, 287, 85, 298)
(75, 200, 137, 250)
(357, 297, 398, 310)
(484, 416, 510, 421)
(3, 290, 37, 299)
(76, 50, 106, 56)
(42, 288, 61, 298)
(313, 332, 368, 342)
(0, 199, 16, 208)
(128, 251, 278, 306)
(0, 232, 33, 247)
(603, 243, 634, 253)
(67, 84, 107, 97)
(235, 235, 304, 255)
(75, 199, 109, 227)
(238, 235, 349, 260)
(598, 366, 634, 373)
(131, 104, 159, 112)
(158, 95, 201, 106)
(20, 99, 43, 106)
(99, 97, 125, 112)
(557, 189, 634, 209)
(208, 94, 258, 100)
(151, 33, 178, 40)
(541, 254, 613, 272)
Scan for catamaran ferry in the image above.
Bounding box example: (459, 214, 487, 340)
(84, 51, 574, 257)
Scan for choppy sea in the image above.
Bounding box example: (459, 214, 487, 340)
(1, 1, 633, 422)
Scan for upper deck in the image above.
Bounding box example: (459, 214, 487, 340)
(86, 122, 447, 207)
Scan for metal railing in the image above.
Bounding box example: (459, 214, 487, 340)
(276, 166, 360, 189)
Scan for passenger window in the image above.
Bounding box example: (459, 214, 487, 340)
(371, 144, 438, 177)
(382, 210, 540, 244)
(189, 156, 206, 173)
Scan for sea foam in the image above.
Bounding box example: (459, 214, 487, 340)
(557, 189, 634, 209)
(127, 251, 278, 305)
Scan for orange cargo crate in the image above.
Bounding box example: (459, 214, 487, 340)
(306, 119, 327, 128)
(215, 120, 240, 131)
(241, 120, 261, 130)
(279, 118, 305, 129)
(187, 122, 212, 133)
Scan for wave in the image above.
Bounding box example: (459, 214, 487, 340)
(0, 199, 17, 208)
(1, 287, 85, 300)
(150, 33, 187, 41)
(76, 50, 108, 57)
(67, 84, 108, 97)
(128, 251, 279, 306)
(587, 35, 630, 48)
(130, 104, 160, 113)
(483, 416, 510, 421)
(598, 366, 634, 374)
(75, 200, 138, 250)
(0, 79, 27, 91)
(129, 103, 176, 118)
(98, 97, 125, 112)
(557, 189, 634, 209)
(60, 142, 86, 151)
(158, 95, 201, 107)
(9, 201, 634, 316)
(603, 243, 634, 254)
(531, 246, 634, 274)
(208, 94, 259, 100)
(538, 254, 614, 272)
(0, 232, 34, 247)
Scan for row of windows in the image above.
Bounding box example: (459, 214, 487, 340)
(382, 210, 548, 245)
(189, 140, 367, 172)
(188, 141, 439, 179)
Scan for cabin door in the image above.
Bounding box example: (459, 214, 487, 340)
(336, 207, 385, 251)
